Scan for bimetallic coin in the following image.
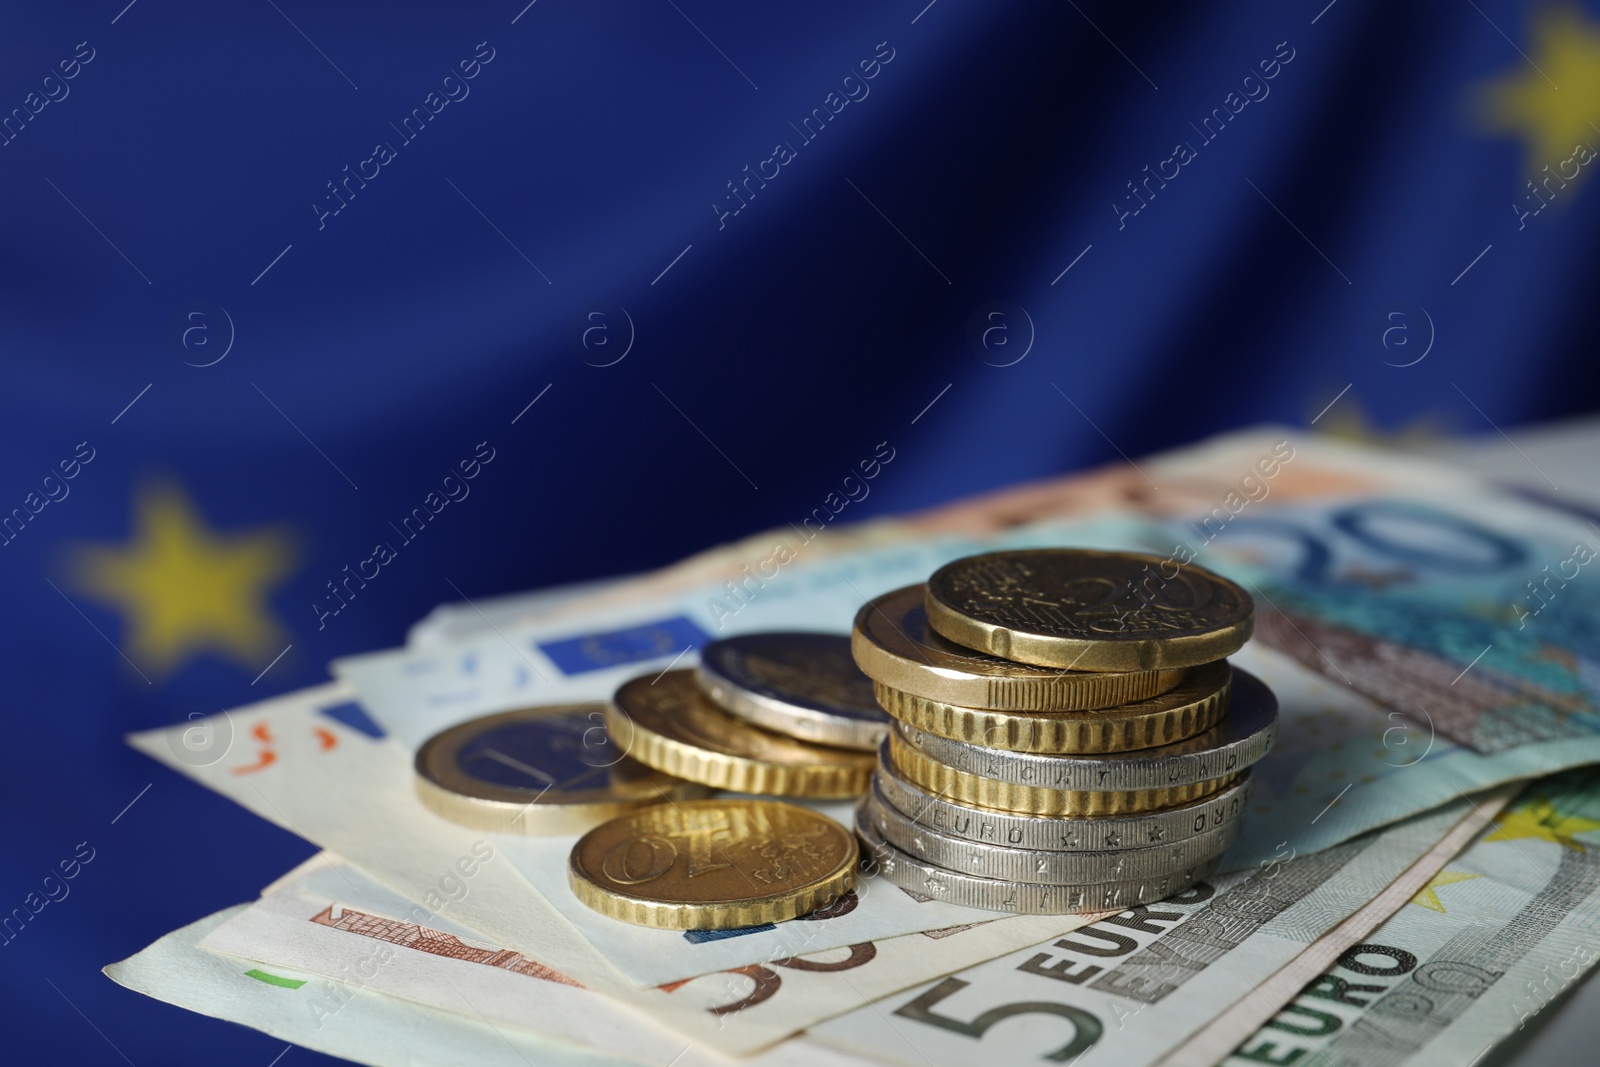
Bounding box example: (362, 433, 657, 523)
(415, 704, 711, 835)
(872, 749, 1253, 852)
(859, 775, 1239, 885)
(695, 632, 888, 751)
(569, 799, 857, 929)
(609, 671, 874, 798)
(924, 549, 1254, 671)
(874, 659, 1231, 754)
(856, 803, 1221, 914)
(853, 585, 1187, 710)
(894, 667, 1276, 792)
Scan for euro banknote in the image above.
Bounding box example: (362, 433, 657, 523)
(116, 427, 1600, 1065)
(331, 486, 1591, 869)
(198, 854, 847, 1067)
(105, 905, 665, 1067)
(893, 428, 1600, 756)
(126, 684, 1099, 1052)
(1182, 488, 1600, 755)
(1225, 766, 1600, 1067)
(104, 787, 1507, 1067)
(808, 791, 1509, 1067)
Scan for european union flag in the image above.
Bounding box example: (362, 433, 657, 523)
(3, 2, 1599, 1064)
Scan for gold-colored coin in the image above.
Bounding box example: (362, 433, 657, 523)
(874, 659, 1231, 754)
(888, 732, 1241, 816)
(609, 671, 874, 797)
(896, 668, 1275, 791)
(415, 704, 711, 835)
(567, 798, 858, 929)
(852, 585, 1187, 710)
(924, 549, 1253, 671)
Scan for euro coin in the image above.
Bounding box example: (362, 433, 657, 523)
(853, 584, 1186, 710)
(856, 802, 1222, 913)
(858, 773, 1239, 885)
(568, 798, 857, 929)
(872, 746, 1253, 852)
(415, 704, 711, 834)
(695, 632, 888, 751)
(873, 659, 1231, 754)
(894, 667, 1276, 792)
(609, 670, 874, 798)
(924, 549, 1253, 671)
(891, 737, 1242, 816)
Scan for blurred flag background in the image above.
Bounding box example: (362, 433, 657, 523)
(3, 1, 1600, 1063)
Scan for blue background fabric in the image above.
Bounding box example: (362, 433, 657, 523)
(4, 1, 1600, 1062)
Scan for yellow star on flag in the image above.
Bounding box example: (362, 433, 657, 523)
(70, 482, 298, 678)
(1477, 6, 1600, 177)
(1409, 869, 1482, 913)
(1485, 795, 1600, 853)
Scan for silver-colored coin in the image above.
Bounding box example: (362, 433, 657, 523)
(873, 745, 1253, 852)
(855, 802, 1223, 914)
(860, 774, 1237, 885)
(895, 667, 1276, 792)
(695, 632, 888, 751)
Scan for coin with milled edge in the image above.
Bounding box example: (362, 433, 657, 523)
(924, 549, 1254, 671)
(895, 667, 1276, 792)
(853, 585, 1187, 710)
(874, 659, 1231, 754)
(855, 803, 1221, 913)
(872, 750, 1253, 851)
(890, 736, 1243, 816)
(695, 632, 888, 751)
(569, 799, 857, 929)
(859, 775, 1238, 885)
(415, 704, 712, 834)
(609, 671, 874, 797)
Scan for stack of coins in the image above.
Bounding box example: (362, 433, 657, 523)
(852, 548, 1276, 914)
(602, 632, 885, 799)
